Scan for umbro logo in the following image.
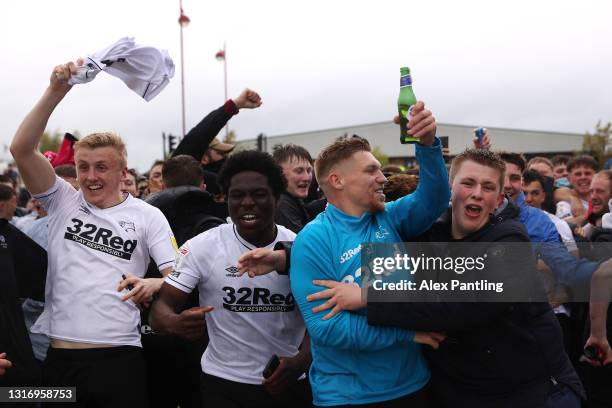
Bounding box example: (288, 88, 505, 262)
(79, 204, 91, 215)
(225, 266, 240, 277)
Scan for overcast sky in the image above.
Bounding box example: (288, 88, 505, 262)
(1, 0, 610, 171)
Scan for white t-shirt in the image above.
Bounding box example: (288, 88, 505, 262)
(31, 177, 176, 347)
(545, 212, 578, 254)
(166, 223, 305, 384)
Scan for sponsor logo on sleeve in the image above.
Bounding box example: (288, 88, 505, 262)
(175, 246, 190, 269)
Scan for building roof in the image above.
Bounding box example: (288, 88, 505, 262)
(238, 121, 584, 158)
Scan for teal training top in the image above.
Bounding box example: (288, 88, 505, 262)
(291, 139, 450, 406)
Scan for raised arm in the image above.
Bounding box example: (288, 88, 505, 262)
(388, 102, 449, 239)
(10, 62, 78, 194)
(553, 187, 587, 225)
(173, 88, 262, 160)
(472, 128, 491, 150)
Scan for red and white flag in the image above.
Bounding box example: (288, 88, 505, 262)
(178, 7, 190, 26)
(215, 49, 225, 60)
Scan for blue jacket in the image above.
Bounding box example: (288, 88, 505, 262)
(512, 193, 598, 286)
(291, 140, 449, 406)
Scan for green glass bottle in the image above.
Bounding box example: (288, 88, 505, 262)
(398, 67, 418, 144)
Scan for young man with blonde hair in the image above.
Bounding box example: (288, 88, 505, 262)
(10, 61, 177, 407)
(527, 156, 555, 178)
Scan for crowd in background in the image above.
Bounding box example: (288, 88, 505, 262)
(0, 61, 611, 408)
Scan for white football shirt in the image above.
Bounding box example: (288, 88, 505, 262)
(31, 176, 176, 347)
(166, 223, 305, 384)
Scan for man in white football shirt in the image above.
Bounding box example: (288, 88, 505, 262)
(151, 150, 312, 407)
(10, 61, 176, 407)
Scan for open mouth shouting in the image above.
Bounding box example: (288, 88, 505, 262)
(464, 203, 483, 218)
(592, 198, 604, 213)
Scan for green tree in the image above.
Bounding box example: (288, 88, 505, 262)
(371, 146, 389, 167)
(582, 121, 612, 167)
(39, 130, 62, 153)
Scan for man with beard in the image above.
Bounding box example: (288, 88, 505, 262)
(581, 170, 612, 235)
(306, 149, 584, 408)
(289, 101, 450, 407)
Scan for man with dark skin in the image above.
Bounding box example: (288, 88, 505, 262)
(151, 151, 311, 407)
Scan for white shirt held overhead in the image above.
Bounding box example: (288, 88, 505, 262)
(10, 60, 176, 350)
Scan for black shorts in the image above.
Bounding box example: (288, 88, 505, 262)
(42, 346, 148, 408)
(200, 372, 312, 408)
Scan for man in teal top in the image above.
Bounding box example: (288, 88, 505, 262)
(290, 101, 450, 407)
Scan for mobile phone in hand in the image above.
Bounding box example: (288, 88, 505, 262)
(474, 128, 485, 143)
(122, 274, 135, 291)
(583, 345, 600, 361)
(263, 355, 280, 379)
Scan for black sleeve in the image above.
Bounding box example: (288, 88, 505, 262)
(273, 241, 293, 276)
(9, 224, 47, 301)
(275, 200, 306, 234)
(542, 176, 556, 214)
(305, 198, 327, 219)
(367, 299, 513, 332)
(367, 230, 538, 332)
(172, 100, 238, 160)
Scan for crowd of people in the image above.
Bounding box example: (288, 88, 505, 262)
(0, 60, 611, 408)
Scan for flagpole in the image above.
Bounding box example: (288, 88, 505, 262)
(223, 42, 228, 139)
(178, 0, 188, 137)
